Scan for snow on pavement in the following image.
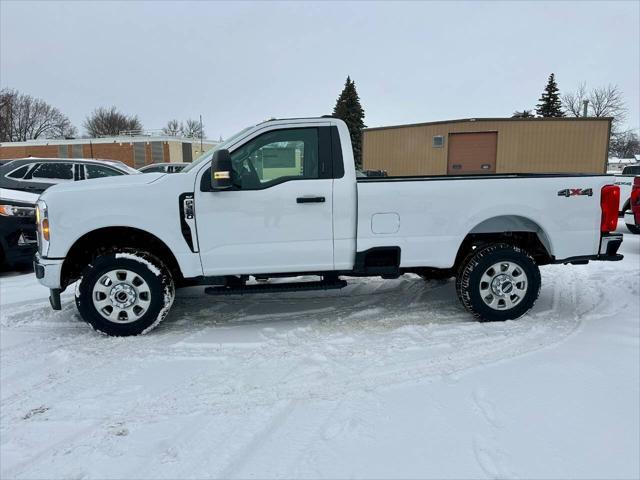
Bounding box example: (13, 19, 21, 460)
(1, 222, 638, 479)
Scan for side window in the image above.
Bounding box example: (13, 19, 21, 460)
(85, 164, 123, 179)
(6, 164, 30, 179)
(30, 163, 74, 181)
(230, 128, 318, 189)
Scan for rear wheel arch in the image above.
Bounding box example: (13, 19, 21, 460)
(454, 215, 553, 270)
(61, 227, 183, 288)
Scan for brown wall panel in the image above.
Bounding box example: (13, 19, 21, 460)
(363, 118, 611, 176)
(0, 145, 59, 159)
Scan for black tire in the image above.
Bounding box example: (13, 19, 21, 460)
(418, 268, 454, 281)
(455, 243, 541, 322)
(626, 223, 640, 234)
(75, 250, 174, 336)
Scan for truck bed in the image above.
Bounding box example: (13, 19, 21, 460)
(356, 173, 615, 269)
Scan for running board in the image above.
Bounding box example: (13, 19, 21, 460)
(204, 279, 347, 296)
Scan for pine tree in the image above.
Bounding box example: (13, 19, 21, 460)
(333, 76, 366, 168)
(536, 73, 564, 117)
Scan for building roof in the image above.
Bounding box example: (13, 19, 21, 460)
(364, 116, 613, 132)
(608, 157, 639, 164)
(0, 135, 218, 147)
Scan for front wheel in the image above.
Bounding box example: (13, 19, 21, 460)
(75, 250, 175, 336)
(456, 243, 541, 322)
(626, 223, 640, 234)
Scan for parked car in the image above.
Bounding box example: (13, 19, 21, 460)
(139, 163, 189, 174)
(362, 169, 388, 177)
(623, 176, 640, 234)
(34, 117, 623, 336)
(0, 158, 138, 195)
(0, 158, 136, 268)
(0, 188, 39, 269)
(614, 164, 640, 215)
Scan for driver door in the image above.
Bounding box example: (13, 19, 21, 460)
(195, 125, 334, 276)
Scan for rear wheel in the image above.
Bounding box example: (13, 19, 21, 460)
(456, 243, 541, 322)
(75, 250, 174, 336)
(626, 223, 640, 234)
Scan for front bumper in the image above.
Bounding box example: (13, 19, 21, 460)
(34, 254, 64, 311)
(34, 253, 64, 289)
(0, 217, 37, 267)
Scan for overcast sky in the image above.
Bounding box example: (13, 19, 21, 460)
(1, 1, 638, 140)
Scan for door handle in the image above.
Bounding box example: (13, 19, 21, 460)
(296, 196, 325, 204)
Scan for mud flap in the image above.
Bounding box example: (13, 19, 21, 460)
(49, 288, 61, 310)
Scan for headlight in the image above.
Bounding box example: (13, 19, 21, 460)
(0, 204, 36, 218)
(36, 200, 50, 255)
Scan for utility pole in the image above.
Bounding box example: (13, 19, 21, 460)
(582, 100, 589, 117)
(199, 115, 203, 153)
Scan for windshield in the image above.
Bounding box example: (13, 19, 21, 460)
(181, 125, 255, 173)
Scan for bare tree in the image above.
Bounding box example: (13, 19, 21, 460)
(84, 106, 142, 137)
(562, 82, 588, 117)
(589, 84, 627, 125)
(609, 130, 640, 159)
(181, 118, 204, 139)
(161, 118, 204, 138)
(162, 119, 182, 136)
(0, 88, 77, 141)
(512, 109, 534, 118)
(563, 83, 627, 128)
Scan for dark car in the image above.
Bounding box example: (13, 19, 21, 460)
(622, 165, 640, 176)
(0, 158, 137, 269)
(0, 189, 38, 269)
(0, 158, 138, 194)
(138, 162, 189, 174)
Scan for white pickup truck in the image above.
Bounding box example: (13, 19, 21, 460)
(34, 117, 623, 336)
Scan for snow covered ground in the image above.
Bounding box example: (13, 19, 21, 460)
(1, 221, 638, 479)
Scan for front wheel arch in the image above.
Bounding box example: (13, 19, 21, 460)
(62, 226, 184, 289)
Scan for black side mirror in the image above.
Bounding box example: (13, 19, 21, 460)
(210, 149, 234, 190)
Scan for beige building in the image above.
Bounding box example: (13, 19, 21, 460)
(363, 117, 612, 176)
(0, 135, 218, 168)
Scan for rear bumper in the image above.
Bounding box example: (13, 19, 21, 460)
(553, 233, 623, 264)
(624, 210, 637, 226)
(598, 233, 623, 259)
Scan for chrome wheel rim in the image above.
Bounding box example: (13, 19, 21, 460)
(479, 261, 528, 310)
(92, 269, 151, 323)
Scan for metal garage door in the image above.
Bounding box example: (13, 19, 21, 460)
(447, 132, 497, 175)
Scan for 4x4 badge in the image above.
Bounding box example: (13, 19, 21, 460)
(557, 188, 593, 197)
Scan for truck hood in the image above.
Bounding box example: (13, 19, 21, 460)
(0, 187, 40, 205)
(40, 173, 164, 200)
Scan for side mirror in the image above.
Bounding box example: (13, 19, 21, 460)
(210, 149, 234, 190)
